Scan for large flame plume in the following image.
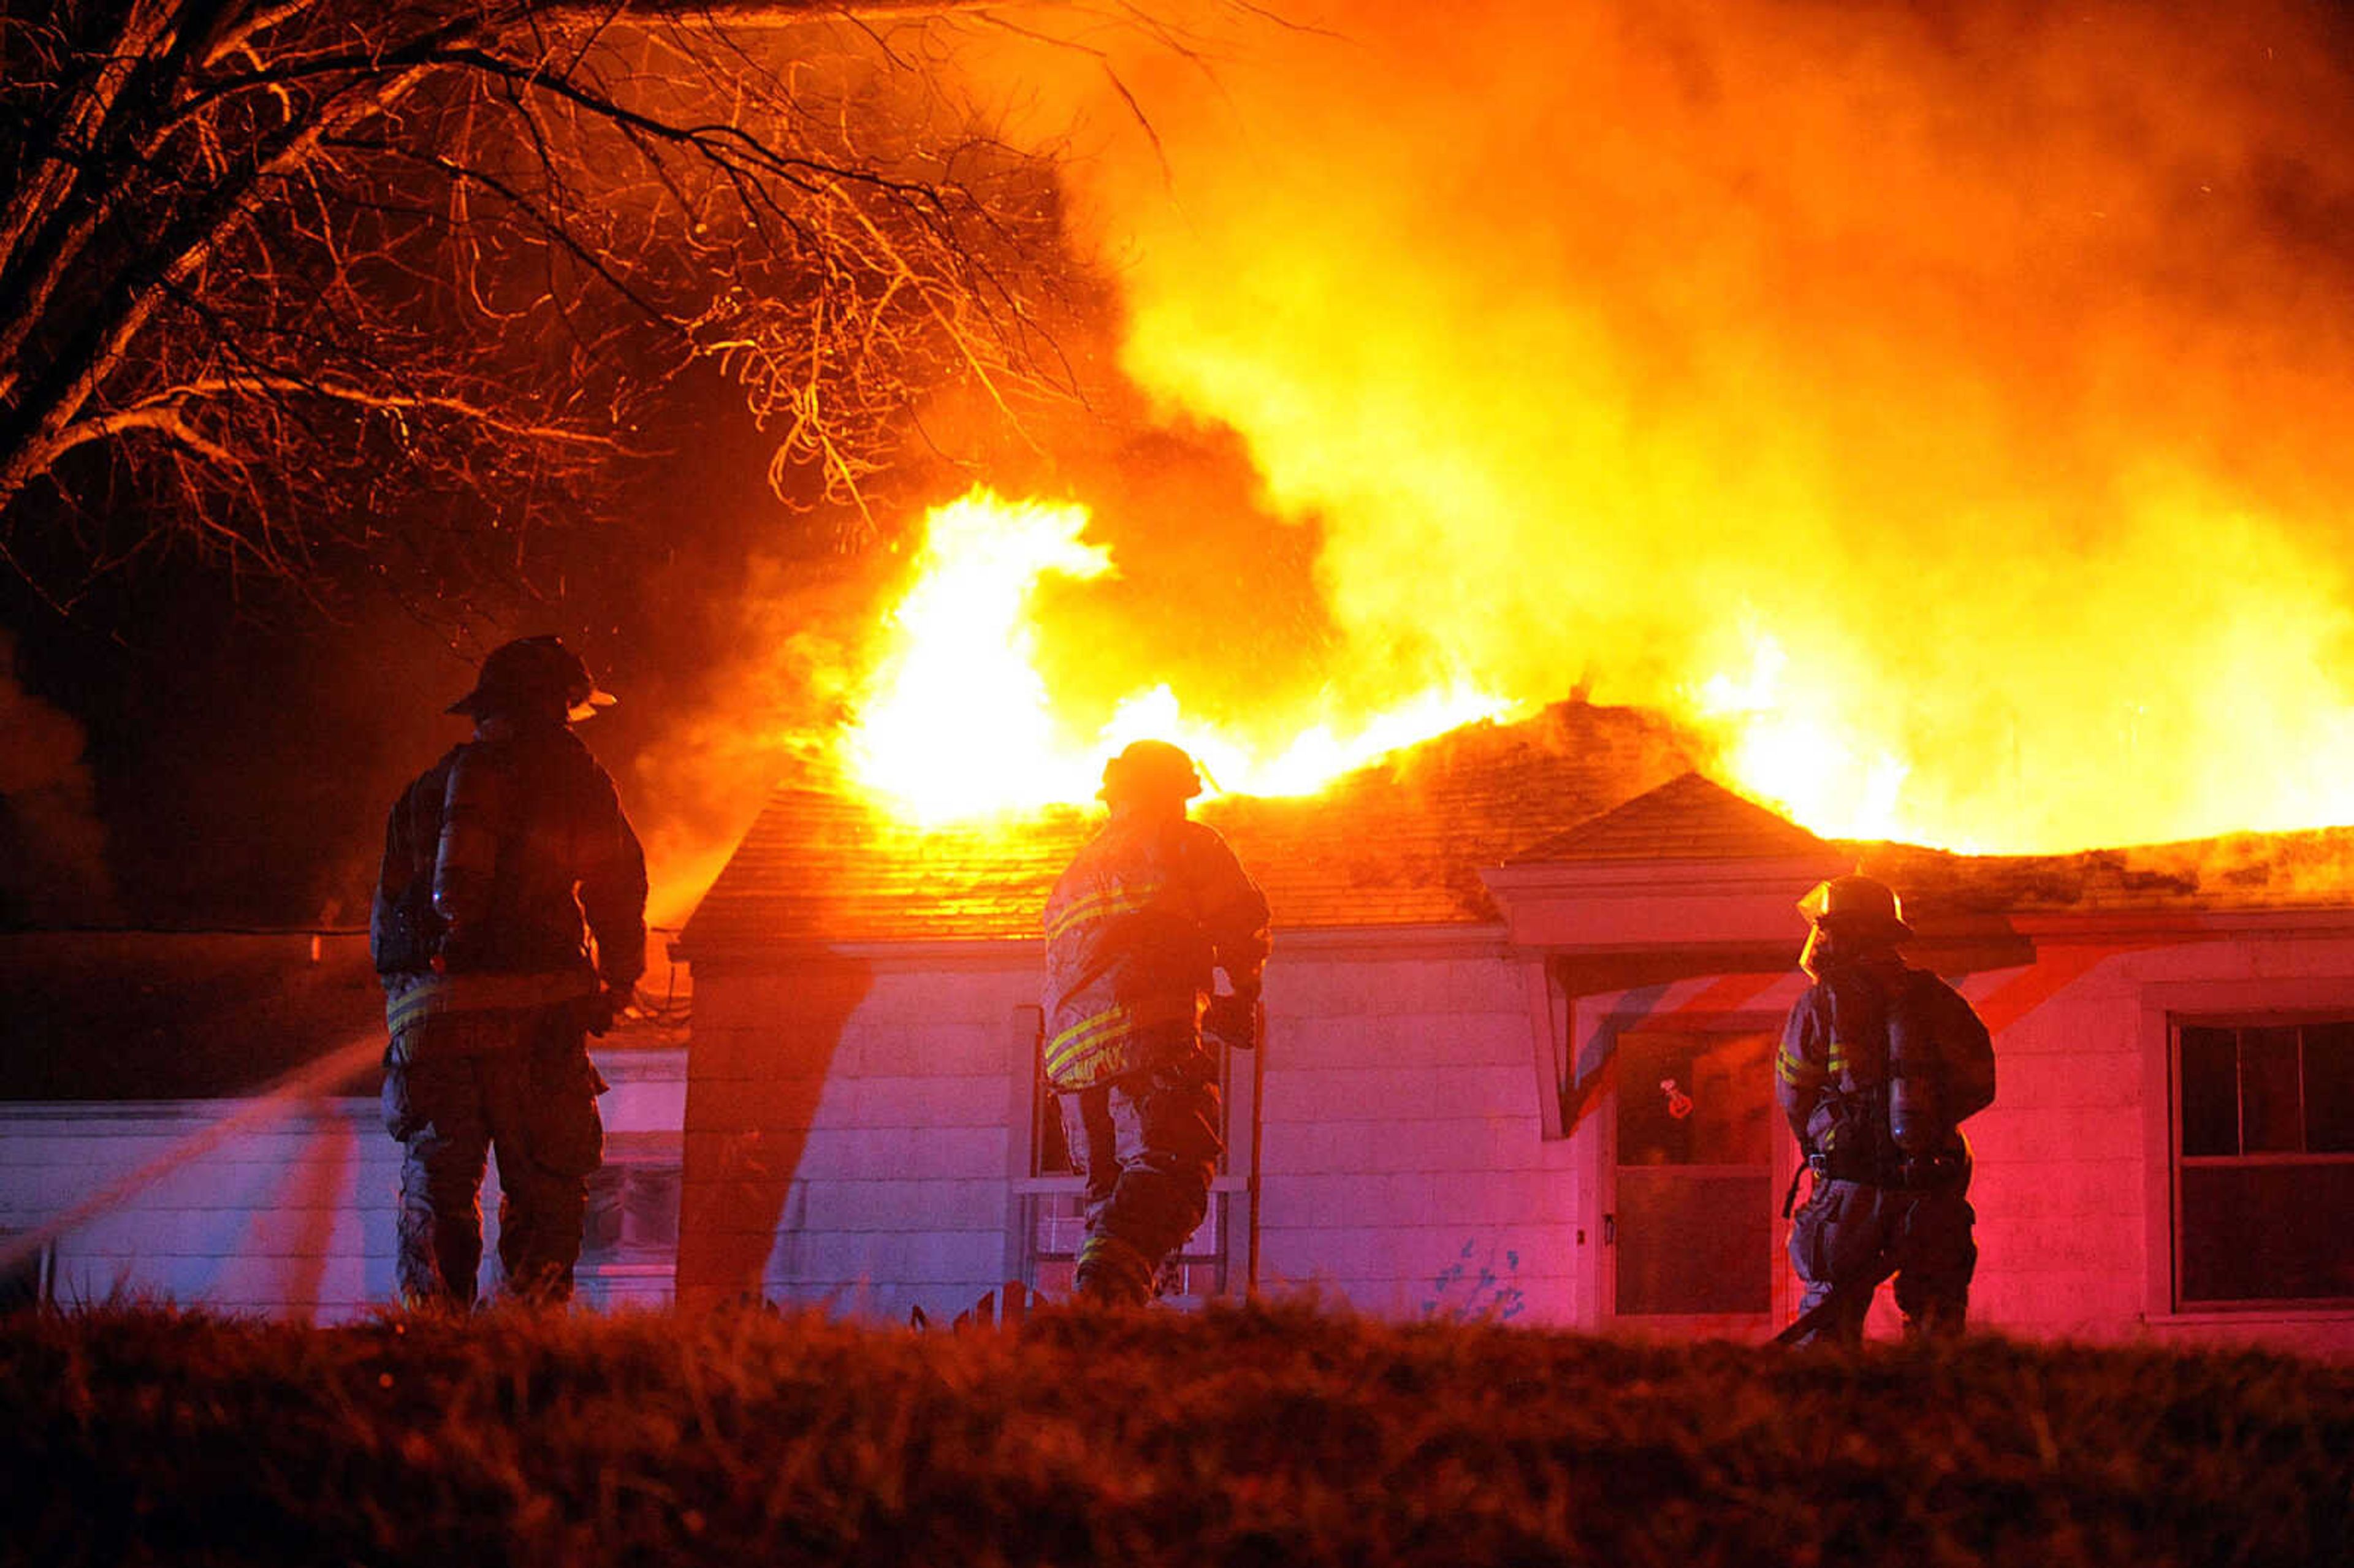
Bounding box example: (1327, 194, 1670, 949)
(848, 488, 1509, 822)
(946, 0, 2354, 851)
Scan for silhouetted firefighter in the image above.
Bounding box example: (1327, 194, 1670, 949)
(371, 637, 647, 1307)
(1043, 741, 1270, 1306)
(1774, 875, 1997, 1345)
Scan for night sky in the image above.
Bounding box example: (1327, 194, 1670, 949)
(0, 361, 1325, 933)
(0, 371, 824, 931)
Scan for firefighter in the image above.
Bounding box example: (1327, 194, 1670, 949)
(371, 636, 647, 1307)
(1042, 740, 1270, 1307)
(1775, 874, 1996, 1345)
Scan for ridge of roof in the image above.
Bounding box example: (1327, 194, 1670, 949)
(1506, 770, 1837, 864)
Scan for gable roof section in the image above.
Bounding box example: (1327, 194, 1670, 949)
(677, 700, 1697, 957)
(1507, 771, 1837, 864)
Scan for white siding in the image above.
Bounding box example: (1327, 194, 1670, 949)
(0, 1101, 399, 1320)
(1, 1045, 687, 1320)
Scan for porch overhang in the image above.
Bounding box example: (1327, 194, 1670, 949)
(1480, 852, 2041, 985)
(1479, 853, 1851, 953)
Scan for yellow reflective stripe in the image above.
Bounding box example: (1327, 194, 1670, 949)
(385, 971, 596, 1037)
(1045, 996, 1195, 1079)
(1826, 1041, 1857, 1075)
(1048, 1003, 1132, 1066)
(1045, 881, 1162, 943)
(1047, 1033, 1129, 1083)
(1777, 1050, 1826, 1087)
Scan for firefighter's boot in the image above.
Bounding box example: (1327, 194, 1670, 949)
(1074, 1233, 1157, 1307)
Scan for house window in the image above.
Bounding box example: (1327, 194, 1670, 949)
(581, 1162, 683, 1262)
(575, 1131, 684, 1308)
(1013, 1005, 1247, 1303)
(2173, 1019, 2354, 1306)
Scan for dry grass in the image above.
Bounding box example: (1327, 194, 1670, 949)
(4, 1301, 2348, 1567)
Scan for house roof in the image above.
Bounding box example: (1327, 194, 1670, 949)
(1507, 771, 1837, 864)
(0, 931, 387, 1102)
(1510, 771, 2354, 918)
(677, 699, 1699, 956)
(0, 930, 690, 1102)
(1851, 829, 2354, 917)
(683, 704, 2354, 961)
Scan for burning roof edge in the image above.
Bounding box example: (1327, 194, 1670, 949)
(1501, 767, 2354, 917)
(1846, 826, 2354, 919)
(676, 698, 1701, 957)
(678, 711, 2354, 962)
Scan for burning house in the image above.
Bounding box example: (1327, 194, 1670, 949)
(671, 698, 2354, 1349)
(643, 2, 2354, 1344)
(11, 2, 2354, 1346)
(6, 693, 2351, 1347)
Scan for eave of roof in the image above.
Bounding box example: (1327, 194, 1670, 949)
(0, 931, 385, 1101)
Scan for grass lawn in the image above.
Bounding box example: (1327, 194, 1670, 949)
(5, 1301, 2348, 1566)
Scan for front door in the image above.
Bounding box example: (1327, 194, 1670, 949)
(1607, 1029, 1799, 1334)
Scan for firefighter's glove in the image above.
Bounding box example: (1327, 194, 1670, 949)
(580, 983, 634, 1038)
(1203, 992, 1258, 1052)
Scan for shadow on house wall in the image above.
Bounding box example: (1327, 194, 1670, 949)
(674, 955, 873, 1311)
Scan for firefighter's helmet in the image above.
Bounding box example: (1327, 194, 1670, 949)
(1099, 739, 1202, 805)
(1797, 874, 1914, 942)
(447, 636, 615, 722)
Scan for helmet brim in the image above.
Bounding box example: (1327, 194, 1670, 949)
(566, 688, 618, 723)
(447, 684, 616, 720)
(1815, 911, 1916, 943)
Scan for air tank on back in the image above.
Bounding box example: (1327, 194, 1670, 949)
(1885, 987, 1943, 1155)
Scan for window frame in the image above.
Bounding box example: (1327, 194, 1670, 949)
(573, 1130, 683, 1301)
(2137, 979, 2354, 1318)
(2165, 1012, 2354, 1312)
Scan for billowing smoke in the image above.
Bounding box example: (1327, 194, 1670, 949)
(959, 0, 2354, 851)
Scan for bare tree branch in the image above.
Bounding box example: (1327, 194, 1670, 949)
(0, 0, 1095, 606)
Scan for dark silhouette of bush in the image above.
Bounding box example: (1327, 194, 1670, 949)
(4, 1300, 2347, 1566)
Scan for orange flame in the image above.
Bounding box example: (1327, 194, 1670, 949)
(845, 487, 1513, 823)
(954, 1, 2354, 852)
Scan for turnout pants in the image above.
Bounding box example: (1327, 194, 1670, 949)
(1787, 1175, 1976, 1345)
(1056, 1043, 1222, 1307)
(382, 1004, 607, 1306)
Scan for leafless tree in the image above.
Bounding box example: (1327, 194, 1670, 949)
(0, 1, 1088, 609)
